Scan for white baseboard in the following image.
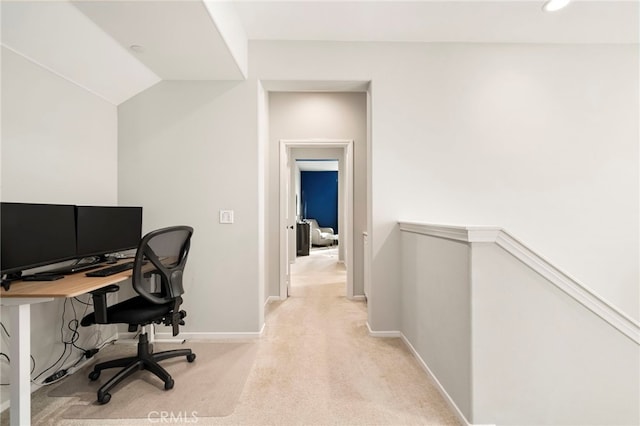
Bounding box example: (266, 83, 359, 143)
(399, 334, 494, 426)
(366, 324, 493, 426)
(112, 332, 141, 344)
(264, 296, 280, 308)
(351, 295, 366, 301)
(365, 322, 402, 338)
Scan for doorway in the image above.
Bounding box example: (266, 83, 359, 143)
(279, 140, 354, 300)
(261, 87, 370, 327)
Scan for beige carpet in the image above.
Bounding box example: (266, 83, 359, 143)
(46, 341, 257, 419)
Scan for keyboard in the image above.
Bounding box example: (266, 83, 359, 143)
(85, 262, 135, 277)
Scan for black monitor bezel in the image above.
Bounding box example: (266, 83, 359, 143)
(1, 202, 78, 276)
(75, 205, 143, 259)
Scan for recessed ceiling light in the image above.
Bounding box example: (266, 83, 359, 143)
(543, 0, 571, 12)
(130, 45, 144, 53)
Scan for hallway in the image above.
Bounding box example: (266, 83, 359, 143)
(233, 247, 459, 424)
(290, 247, 346, 288)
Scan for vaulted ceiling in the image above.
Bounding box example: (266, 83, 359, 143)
(2, 1, 637, 105)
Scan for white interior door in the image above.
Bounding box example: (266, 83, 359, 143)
(280, 144, 293, 298)
(286, 153, 297, 296)
(288, 159, 297, 267)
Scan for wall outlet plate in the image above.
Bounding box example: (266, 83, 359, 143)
(219, 210, 234, 224)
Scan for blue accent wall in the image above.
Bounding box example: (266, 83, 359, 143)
(301, 171, 338, 233)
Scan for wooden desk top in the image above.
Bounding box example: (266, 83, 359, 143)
(0, 264, 133, 299)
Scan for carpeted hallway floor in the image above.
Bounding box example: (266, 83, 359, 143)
(7, 247, 459, 425)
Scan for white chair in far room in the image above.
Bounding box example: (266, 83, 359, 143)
(306, 218, 337, 247)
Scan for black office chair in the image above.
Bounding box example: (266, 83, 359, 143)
(81, 226, 196, 404)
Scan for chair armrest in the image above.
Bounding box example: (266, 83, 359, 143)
(319, 227, 334, 234)
(89, 284, 120, 324)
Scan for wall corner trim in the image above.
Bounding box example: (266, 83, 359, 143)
(398, 221, 640, 345)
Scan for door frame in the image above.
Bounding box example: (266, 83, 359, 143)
(279, 139, 354, 300)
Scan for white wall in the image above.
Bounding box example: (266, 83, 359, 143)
(0, 47, 118, 403)
(4, 32, 636, 420)
(100, 40, 639, 344)
(117, 80, 262, 334)
(117, 87, 366, 334)
(268, 92, 368, 297)
(1, 48, 117, 204)
(399, 227, 639, 425)
(251, 41, 639, 327)
(471, 242, 639, 425)
(401, 232, 471, 418)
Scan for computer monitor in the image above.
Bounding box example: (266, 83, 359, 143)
(75, 206, 143, 259)
(1, 202, 77, 276)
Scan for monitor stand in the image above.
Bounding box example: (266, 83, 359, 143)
(2, 272, 22, 291)
(2, 272, 64, 289)
(34, 255, 114, 276)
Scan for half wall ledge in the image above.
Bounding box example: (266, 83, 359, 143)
(398, 221, 640, 345)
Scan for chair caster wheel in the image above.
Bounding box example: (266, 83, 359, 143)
(165, 379, 174, 390)
(88, 371, 101, 381)
(187, 353, 196, 363)
(97, 392, 111, 404)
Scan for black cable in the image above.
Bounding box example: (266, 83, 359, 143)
(67, 299, 87, 352)
(69, 319, 83, 349)
(71, 354, 85, 368)
(0, 352, 36, 386)
(75, 297, 92, 351)
(0, 329, 36, 386)
(60, 300, 74, 367)
(60, 300, 86, 368)
(0, 322, 9, 351)
(0, 352, 8, 386)
(34, 295, 95, 384)
(73, 297, 92, 306)
(0, 321, 9, 337)
(33, 299, 80, 381)
(2, 296, 95, 386)
(98, 339, 116, 350)
(32, 346, 67, 381)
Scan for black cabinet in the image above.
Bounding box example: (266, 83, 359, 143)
(296, 222, 310, 256)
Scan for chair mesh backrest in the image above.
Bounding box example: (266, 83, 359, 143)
(132, 226, 193, 305)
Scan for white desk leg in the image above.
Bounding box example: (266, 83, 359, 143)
(9, 303, 31, 426)
(2, 297, 51, 426)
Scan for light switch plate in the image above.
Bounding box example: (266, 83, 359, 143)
(219, 210, 234, 224)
